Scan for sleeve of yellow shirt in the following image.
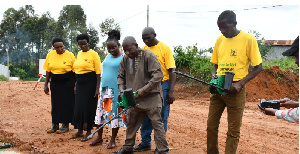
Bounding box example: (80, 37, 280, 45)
(43, 50, 52, 72)
(210, 36, 222, 64)
(94, 51, 101, 74)
(70, 52, 76, 72)
(247, 35, 262, 66)
(164, 45, 176, 69)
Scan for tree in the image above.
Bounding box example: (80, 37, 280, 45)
(0, 6, 34, 66)
(99, 17, 121, 51)
(58, 5, 87, 54)
(99, 18, 121, 38)
(249, 30, 274, 60)
(87, 23, 99, 50)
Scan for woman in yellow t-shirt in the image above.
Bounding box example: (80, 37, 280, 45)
(43, 38, 76, 134)
(71, 34, 101, 142)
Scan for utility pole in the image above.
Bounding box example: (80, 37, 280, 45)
(147, 5, 149, 27)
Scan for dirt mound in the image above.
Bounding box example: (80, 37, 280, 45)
(175, 66, 299, 102)
(247, 66, 299, 102)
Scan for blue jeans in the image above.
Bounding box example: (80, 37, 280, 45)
(140, 81, 170, 147)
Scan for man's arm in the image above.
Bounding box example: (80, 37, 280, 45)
(117, 57, 126, 92)
(280, 99, 299, 109)
(136, 53, 163, 98)
(212, 64, 218, 76)
(230, 63, 262, 93)
(167, 68, 176, 104)
(264, 108, 277, 116)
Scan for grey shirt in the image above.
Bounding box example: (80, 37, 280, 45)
(117, 49, 164, 109)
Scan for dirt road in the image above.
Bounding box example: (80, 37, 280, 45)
(0, 75, 298, 154)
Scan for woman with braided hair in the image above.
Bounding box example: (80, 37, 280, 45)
(89, 30, 126, 149)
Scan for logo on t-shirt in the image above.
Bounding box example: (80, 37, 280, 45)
(155, 54, 160, 59)
(230, 49, 237, 57)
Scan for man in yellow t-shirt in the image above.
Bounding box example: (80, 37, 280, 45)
(133, 27, 176, 153)
(207, 10, 262, 154)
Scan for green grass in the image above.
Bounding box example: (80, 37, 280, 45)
(0, 75, 8, 81)
(263, 57, 298, 74)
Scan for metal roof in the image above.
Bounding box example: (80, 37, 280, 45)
(259, 40, 294, 46)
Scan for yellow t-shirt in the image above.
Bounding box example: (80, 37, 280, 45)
(73, 49, 101, 74)
(142, 41, 176, 81)
(210, 31, 262, 81)
(43, 50, 75, 74)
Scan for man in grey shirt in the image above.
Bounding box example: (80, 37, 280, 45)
(113, 36, 169, 154)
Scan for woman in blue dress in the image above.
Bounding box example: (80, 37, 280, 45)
(89, 30, 126, 149)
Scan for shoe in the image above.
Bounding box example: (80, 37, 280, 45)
(107, 143, 116, 149)
(89, 139, 103, 146)
(154, 148, 159, 154)
(81, 133, 91, 142)
(112, 148, 133, 154)
(70, 132, 83, 139)
(46, 123, 59, 133)
(133, 144, 151, 152)
(56, 123, 69, 134)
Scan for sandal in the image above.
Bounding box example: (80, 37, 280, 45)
(81, 133, 91, 142)
(89, 138, 103, 146)
(70, 132, 83, 139)
(107, 141, 116, 149)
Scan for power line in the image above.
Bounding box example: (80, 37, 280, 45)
(115, 5, 283, 24)
(155, 5, 282, 14)
(116, 11, 146, 24)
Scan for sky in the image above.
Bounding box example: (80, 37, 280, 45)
(0, 0, 299, 50)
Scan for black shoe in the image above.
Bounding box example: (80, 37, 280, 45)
(47, 123, 59, 133)
(133, 144, 151, 152)
(112, 148, 133, 154)
(56, 123, 69, 134)
(154, 148, 169, 154)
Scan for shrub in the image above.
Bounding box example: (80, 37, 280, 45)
(191, 57, 214, 82)
(10, 67, 27, 79)
(173, 44, 214, 84)
(263, 57, 298, 74)
(0, 75, 8, 81)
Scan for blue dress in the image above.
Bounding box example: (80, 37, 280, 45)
(94, 54, 127, 128)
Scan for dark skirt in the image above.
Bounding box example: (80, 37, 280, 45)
(72, 71, 98, 131)
(50, 71, 75, 124)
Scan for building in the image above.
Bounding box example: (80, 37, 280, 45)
(260, 40, 294, 60)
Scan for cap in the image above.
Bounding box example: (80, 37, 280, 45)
(282, 36, 299, 56)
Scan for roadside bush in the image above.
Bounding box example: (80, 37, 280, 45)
(27, 64, 39, 78)
(173, 44, 214, 83)
(174, 45, 194, 67)
(10, 67, 27, 79)
(0, 75, 8, 81)
(263, 57, 298, 74)
(9, 64, 39, 80)
(191, 57, 214, 82)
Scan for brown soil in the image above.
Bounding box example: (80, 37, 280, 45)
(0, 68, 298, 154)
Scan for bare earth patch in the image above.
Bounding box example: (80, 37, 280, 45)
(0, 69, 298, 153)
